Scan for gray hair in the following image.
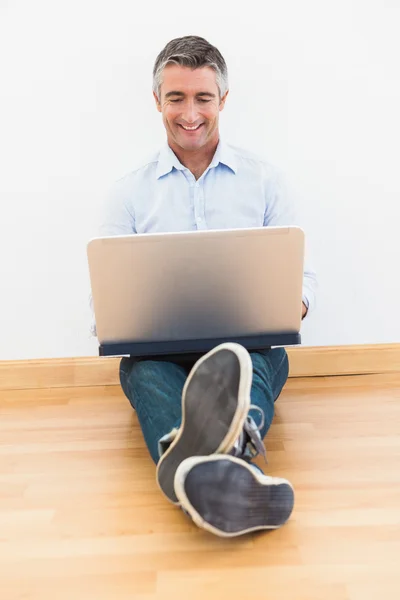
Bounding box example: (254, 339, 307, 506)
(153, 36, 229, 100)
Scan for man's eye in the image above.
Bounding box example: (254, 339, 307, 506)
(169, 98, 211, 103)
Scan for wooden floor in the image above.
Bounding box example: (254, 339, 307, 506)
(0, 373, 399, 600)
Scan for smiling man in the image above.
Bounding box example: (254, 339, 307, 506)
(98, 36, 317, 537)
(154, 63, 228, 179)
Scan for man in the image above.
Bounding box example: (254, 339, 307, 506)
(96, 36, 317, 537)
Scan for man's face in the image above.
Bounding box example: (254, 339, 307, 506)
(154, 65, 228, 152)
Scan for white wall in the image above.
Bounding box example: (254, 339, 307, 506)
(1, 0, 399, 360)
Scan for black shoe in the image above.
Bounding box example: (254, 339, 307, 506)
(174, 455, 295, 537)
(156, 343, 252, 504)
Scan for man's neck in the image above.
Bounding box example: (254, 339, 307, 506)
(168, 136, 220, 180)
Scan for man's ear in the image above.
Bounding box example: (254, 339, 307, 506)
(219, 90, 229, 111)
(153, 91, 162, 113)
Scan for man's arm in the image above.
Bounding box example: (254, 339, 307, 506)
(99, 175, 137, 237)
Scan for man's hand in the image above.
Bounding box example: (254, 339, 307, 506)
(302, 302, 308, 319)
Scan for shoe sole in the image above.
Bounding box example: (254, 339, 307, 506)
(156, 343, 252, 505)
(174, 455, 294, 537)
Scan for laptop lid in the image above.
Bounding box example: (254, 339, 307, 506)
(87, 226, 304, 348)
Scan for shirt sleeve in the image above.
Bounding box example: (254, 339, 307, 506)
(263, 166, 317, 314)
(99, 175, 137, 237)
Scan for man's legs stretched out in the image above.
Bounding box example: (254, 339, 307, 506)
(120, 346, 289, 461)
(119, 344, 293, 535)
(120, 344, 253, 503)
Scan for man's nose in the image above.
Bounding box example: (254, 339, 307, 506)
(182, 100, 198, 124)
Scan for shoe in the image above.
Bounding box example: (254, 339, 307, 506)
(174, 454, 294, 537)
(156, 343, 252, 504)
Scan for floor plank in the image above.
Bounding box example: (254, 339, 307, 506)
(0, 374, 399, 599)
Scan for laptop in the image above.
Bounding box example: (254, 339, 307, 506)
(87, 226, 304, 357)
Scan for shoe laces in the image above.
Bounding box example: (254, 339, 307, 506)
(230, 405, 268, 463)
(243, 405, 268, 464)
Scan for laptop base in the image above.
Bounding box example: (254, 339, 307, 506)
(99, 332, 301, 357)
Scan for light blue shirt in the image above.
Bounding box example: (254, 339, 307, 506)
(98, 139, 317, 318)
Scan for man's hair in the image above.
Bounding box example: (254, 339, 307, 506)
(152, 35, 229, 100)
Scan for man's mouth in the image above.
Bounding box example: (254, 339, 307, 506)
(179, 124, 203, 132)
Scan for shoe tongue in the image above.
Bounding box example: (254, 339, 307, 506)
(229, 420, 268, 464)
(229, 430, 246, 457)
(243, 419, 268, 464)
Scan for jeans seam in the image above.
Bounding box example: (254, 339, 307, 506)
(275, 349, 288, 374)
(272, 350, 289, 401)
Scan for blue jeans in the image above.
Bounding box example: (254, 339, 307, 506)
(119, 347, 289, 464)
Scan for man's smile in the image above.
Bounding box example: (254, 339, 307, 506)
(179, 124, 204, 132)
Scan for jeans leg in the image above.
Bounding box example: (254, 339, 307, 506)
(119, 357, 188, 464)
(119, 347, 288, 464)
(248, 347, 289, 440)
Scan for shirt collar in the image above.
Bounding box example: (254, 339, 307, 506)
(156, 138, 238, 179)
(156, 144, 186, 179)
(209, 139, 238, 174)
